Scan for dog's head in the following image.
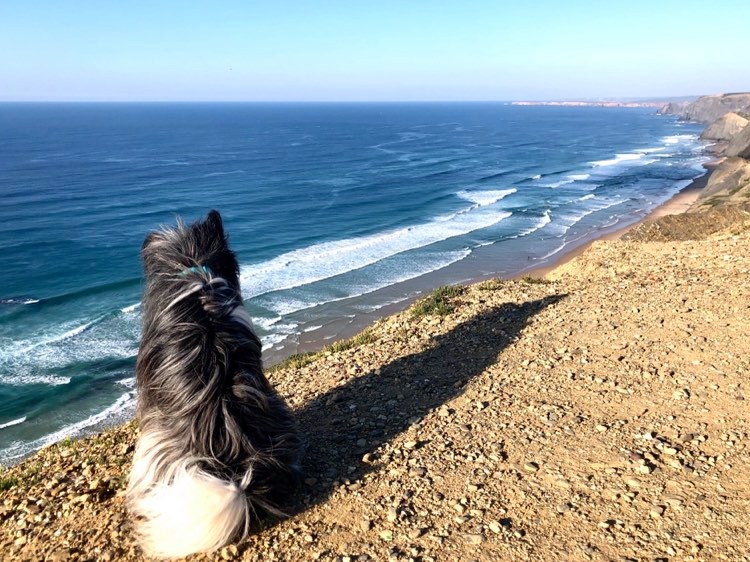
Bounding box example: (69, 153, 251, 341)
(141, 210, 241, 291)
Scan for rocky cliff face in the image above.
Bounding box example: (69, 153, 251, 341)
(691, 157, 750, 209)
(656, 100, 691, 116)
(659, 93, 750, 123)
(725, 123, 750, 158)
(700, 112, 749, 141)
(645, 93, 750, 239)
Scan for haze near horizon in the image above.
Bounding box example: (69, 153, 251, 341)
(1, 0, 749, 102)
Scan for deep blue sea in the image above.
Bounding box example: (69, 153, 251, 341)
(0, 103, 706, 463)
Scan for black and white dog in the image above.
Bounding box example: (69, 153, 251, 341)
(127, 210, 300, 558)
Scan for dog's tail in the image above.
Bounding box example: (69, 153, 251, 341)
(127, 431, 249, 559)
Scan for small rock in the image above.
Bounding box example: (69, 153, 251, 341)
(220, 545, 239, 560)
(463, 533, 484, 545)
(359, 518, 372, 532)
(666, 458, 683, 469)
(488, 521, 502, 533)
(664, 495, 683, 506)
(386, 507, 398, 522)
(408, 528, 425, 539)
(522, 462, 539, 473)
(49, 548, 72, 561)
(595, 424, 608, 433)
(379, 530, 394, 541)
(649, 505, 665, 518)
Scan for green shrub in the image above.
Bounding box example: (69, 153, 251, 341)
(411, 285, 466, 318)
(520, 275, 549, 285)
(478, 278, 505, 291)
(268, 327, 380, 373)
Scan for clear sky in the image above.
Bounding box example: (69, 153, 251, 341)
(1, 0, 749, 102)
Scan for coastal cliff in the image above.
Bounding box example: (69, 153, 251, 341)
(629, 94, 750, 242)
(699, 111, 749, 141)
(659, 93, 750, 123)
(2, 99, 750, 561)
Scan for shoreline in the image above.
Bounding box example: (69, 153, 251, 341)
(264, 164, 713, 367)
(1, 164, 713, 467)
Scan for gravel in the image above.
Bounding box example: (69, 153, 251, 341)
(1, 220, 749, 561)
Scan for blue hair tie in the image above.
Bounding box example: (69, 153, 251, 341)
(178, 265, 213, 277)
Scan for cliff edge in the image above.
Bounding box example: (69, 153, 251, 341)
(659, 93, 750, 124)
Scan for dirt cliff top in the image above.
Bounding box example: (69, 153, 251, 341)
(2, 222, 749, 562)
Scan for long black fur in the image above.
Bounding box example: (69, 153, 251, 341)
(129, 210, 300, 555)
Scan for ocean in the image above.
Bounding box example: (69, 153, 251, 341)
(0, 103, 706, 464)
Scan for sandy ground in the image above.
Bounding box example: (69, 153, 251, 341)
(1, 185, 749, 561)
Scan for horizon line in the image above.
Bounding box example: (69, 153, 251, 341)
(0, 97, 695, 104)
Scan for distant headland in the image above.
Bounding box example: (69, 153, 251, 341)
(511, 100, 666, 108)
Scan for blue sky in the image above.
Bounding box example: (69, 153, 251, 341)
(1, 1, 748, 101)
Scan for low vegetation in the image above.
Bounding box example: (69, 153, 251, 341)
(268, 327, 380, 373)
(520, 275, 550, 285)
(411, 284, 466, 318)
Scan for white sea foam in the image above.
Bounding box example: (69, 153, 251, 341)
(579, 194, 596, 201)
(456, 188, 517, 206)
(538, 241, 569, 261)
(0, 392, 136, 462)
(661, 134, 697, 145)
(260, 249, 472, 317)
(512, 210, 552, 238)
(0, 298, 40, 305)
(0, 314, 140, 383)
(543, 173, 591, 188)
(545, 198, 628, 238)
(240, 203, 512, 299)
(0, 417, 27, 430)
(2, 374, 71, 386)
(121, 303, 141, 313)
(253, 316, 285, 331)
(17, 318, 102, 354)
(529, 174, 542, 180)
(202, 170, 246, 178)
(591, 153, 645, 167)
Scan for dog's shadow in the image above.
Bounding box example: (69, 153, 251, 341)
(287, 294, 566, 516)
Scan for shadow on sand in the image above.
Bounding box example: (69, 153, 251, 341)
(286, 293, 566, 516)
